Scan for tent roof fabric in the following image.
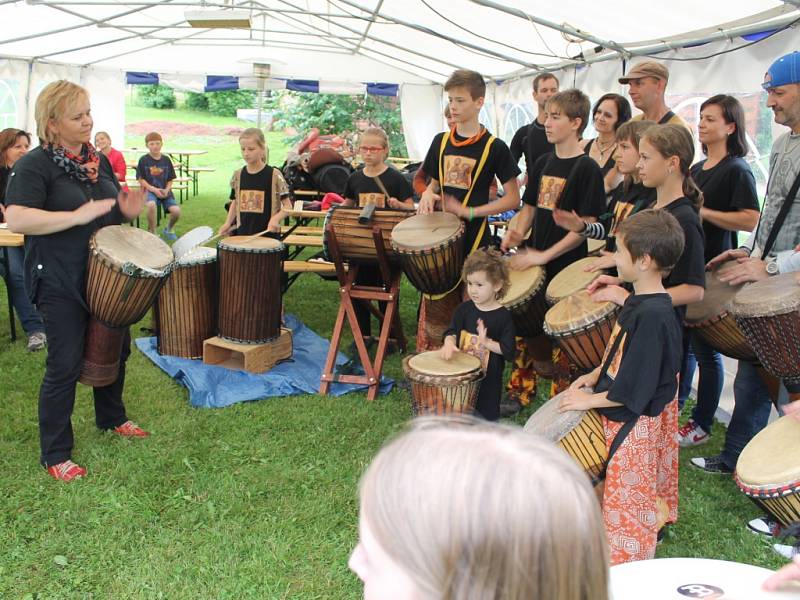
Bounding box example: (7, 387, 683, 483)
(2, 1, 798, 84)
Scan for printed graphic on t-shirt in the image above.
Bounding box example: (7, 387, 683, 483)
(611, 202, 636, 238)
(149, 166, 164, 177)
(459, 331, 490, 371)
(537, 175, 567, 210)
(601, 323, 626, 381)
(444, 155, 476, 190)
(240, 189, 265, 213)
(358, 192, 386, 208)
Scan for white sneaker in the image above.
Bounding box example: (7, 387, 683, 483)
(748, 516, 780, 537)
(774, 542, 799, 560)
(677, 420, 710, 447)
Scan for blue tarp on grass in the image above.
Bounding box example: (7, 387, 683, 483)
(135, 314, 393, 409)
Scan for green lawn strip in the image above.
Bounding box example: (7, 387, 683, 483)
(0, 107, 786, 596)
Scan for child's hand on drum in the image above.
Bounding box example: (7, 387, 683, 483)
(558, 387, 594, 412)
(440, 337, 457, 361)
(552, 208, 584, 233)
(585, 253, 615, 272)
(590, 283, 629, 306)
(706, 248, 749, 271)
(476, 319, 487, 346)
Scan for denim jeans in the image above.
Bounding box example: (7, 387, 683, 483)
(686, 333, 725, 433)
(721, 360, 775, 470)
(0, 245, 44, 336)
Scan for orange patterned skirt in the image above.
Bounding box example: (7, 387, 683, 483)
(601, 398, 679, 565)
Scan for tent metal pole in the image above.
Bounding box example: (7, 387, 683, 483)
(332, 0, 543, 69)
(468, 0, 629, 56)
(82, 27, 212, 65)
(22, 59, 33, 135)
(352, 0, 382, 53)
(28, 0, 360, 17)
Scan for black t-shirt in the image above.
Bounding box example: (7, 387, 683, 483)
(662, 196, 706, 320)
(583, 138, 617, 177)
(343, 166, 413, 208)
(443, 300, 515, 421)
(136, 154, 176, 198)
(5, 146, 123, 302)
(595, 293, 682, 422)
(509, 120, 553, 173)
(690, 157, 759, 261)
(228, 165, 288, 236)
(605, 181, 657, 252)
(524, 153, 606, 278)
(422, 130, 519, 251)
(0, 166, 9, 220)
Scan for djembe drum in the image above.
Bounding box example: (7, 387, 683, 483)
(217, 236, 284, 343)
(403, 350, 484, 415)
(81, 226, 173, 386)
(729, 273, 800, 386)
(499, 264, 547, 337)
(545, 257, 607, 305)
(684, 261, 757, 361)
(323, 206, 409, 263)
(587, 237, 605, 257)
(543, 290, 619, 371)
(391, 212, 465, 295)
(155, 246, 217, 359)
(524, 389, 607, 485)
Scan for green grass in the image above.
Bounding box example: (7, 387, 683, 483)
(0, 106, 787, 598)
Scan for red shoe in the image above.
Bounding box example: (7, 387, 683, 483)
(113, 420, 150, 438)
(46, 460, 87, 482)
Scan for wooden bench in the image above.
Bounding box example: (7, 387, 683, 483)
(280, 225, 324, 236)
(282, 234, 324, 248)
(282, 259, 343, 293)
(188, 166, 215, 196)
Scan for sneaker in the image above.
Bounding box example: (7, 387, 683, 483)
(677, 420, 710, 447)
(773, 542, 799, 560)
(748, 516, 782, 537)
(113, 420, 150, 438)
(26, 331, 47, 352)
(162, 228, 178, 241)
(690, 454, 733, 474)
(46, 460, 86, 482)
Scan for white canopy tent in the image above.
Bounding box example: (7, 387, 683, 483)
(0, 0, 797, 160)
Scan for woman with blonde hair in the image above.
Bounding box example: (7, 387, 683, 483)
(219, 127, 289, 237)
(349, 417, 609, 600)
(5, 80, 145, 481)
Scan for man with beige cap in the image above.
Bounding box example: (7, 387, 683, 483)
(619, 60, 689, 128)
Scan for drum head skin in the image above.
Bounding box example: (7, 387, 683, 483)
(523, 389, 587, 441)
(408, 350, 481, 377)
(219, 235, 285, 252)
(94, 225, 173, 272)
(587, 238, 605, 255)
(610, 558, 800, 599)
(686, 261, 746, 324)
(172, 226, 214, 260)
(391, 212, 462, 249)
(500, 264, 545, 306)
(737, 416, 800, 487)
(546, 257, 604, 302)
(177, 246, 217, 266)
(730, 272, 800, 318)
(544, 290, 617, 333)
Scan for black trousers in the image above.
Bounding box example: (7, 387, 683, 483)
(353, 264, 387, 338)
(36, 284, 130, 467)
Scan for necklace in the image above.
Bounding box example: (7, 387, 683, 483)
(594, 137, 617, 160)
(449, 126, 486, 147)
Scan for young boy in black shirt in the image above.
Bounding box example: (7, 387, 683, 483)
(559, 209, 684, 564)
(501, 89, 606, 407)
(136, 131, 181, 240)
(442, 249, 516, 421)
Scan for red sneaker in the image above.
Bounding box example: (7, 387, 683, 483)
(46, 460, 87, 482)
(113, 420, 150, 438)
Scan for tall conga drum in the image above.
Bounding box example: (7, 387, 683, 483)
(736, 415, 800, 529)
(684, 261, 756, 361)
(403, 351, 484, 415)
(391, 212, 465, 295)
(499, 264, 547, 337)
(545, 257, 606, 305)
(729, 273, 800, 386)
(155, 246, 217, 358)
(524, 389, 607, 485)
(217, 236, 284, 343)
(323, 206, 409, 263)
(81, 226, 174, 386)
(543, 290, 619, 371)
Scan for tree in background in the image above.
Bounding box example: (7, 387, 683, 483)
(135, 84, 176, 109)
(267, 91, 407, 157)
